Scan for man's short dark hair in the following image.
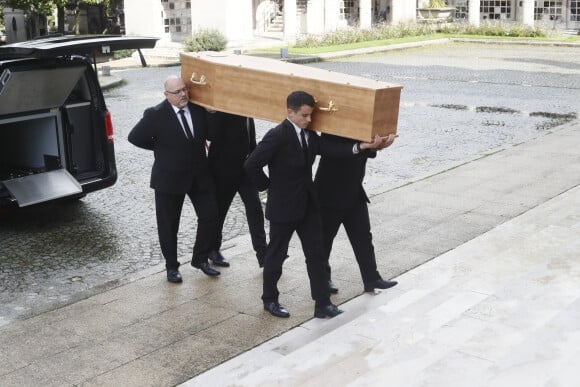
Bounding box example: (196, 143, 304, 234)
(287, 91, 315, 111)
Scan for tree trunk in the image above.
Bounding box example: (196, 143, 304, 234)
(74, 7, 81, 34)
(57, 6, 65, 33)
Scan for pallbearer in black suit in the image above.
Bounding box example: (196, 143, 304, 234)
(315, 132, 398, 294)
(128, 75, 221, 283)
(244, 91, 343, 319)
(206, 111, 268, 268)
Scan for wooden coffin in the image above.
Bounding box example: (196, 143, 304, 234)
(180, 51, 402, 142)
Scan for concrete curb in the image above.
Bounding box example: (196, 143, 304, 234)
(99, 75, 124, 90)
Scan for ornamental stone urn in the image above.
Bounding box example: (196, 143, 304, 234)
(417, 0, 455, 22)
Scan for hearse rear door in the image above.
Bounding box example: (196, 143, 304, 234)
(0, 36, 158, 207)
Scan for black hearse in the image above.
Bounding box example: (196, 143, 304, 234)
(0, 35, 158, 207)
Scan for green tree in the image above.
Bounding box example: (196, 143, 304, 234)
(1, 0, 56, 16)
(1, 0, 57, 36)
(0, 1, 118, 34)
(57, 1, 109, 34)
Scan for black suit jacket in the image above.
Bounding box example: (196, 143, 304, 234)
(315, 133, 376, 210)
(128, 100, 213, 194)
(207, 112, 255, 180)
(244, 119, 319, 223)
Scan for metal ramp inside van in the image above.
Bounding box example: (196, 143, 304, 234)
(2, 169, 82, 207)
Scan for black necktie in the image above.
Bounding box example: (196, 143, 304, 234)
(247, 117, 256, 151)
(179, 109, 192, 139)
(300, 129, 308, 162)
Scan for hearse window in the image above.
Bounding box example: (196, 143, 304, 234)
(66, 76, 91, 104)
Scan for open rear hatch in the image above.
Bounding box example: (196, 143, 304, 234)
(0, 35, 158, 62)
(0, 66, 86, 205)
(0, 35, 158, 207)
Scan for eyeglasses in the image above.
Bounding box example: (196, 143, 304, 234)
(166, 87, 189, 95)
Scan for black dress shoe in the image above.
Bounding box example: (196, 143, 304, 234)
(364, 278, 398, 292)
(314, 303, 343, 319)
(166, 269, 182, 283)
(191, 261, 221, 277)
(264, 302, 290, 318)
(328, 280, 338, 294)
(209, 251, 230, 267)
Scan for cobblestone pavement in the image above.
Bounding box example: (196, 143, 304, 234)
(0, 42, 578, 326)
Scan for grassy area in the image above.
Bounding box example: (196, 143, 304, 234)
(289, 35, 446, 54)
(246, 34, 442, 55)
(447, 34, 580, 41)
(247, 32, 579, 57)
(246, 21, 579, 57)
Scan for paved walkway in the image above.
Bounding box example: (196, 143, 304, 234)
(1, 117, 578, 386)
(184, 128, 580, 386)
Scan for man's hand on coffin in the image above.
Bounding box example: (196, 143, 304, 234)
(360, 134, 397, 151)
(382, 133, 397, 149)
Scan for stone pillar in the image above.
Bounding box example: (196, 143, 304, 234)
(284, 0, 297, 42)
(359, 0, 372, 28)
(469, 0, 481, 27)
(307, 0, 325, 34)
(391, 0, 415, 24)
(521, 0, 535, 27)
(124, 0, 165, 39)
(324, 0, 342, 31)
(190, 0, 253, 45)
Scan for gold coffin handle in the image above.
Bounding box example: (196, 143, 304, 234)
(190, 72, 206, 86)
(318, 100, 338, 112)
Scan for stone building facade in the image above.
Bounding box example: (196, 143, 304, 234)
(123, 0, 579, 45)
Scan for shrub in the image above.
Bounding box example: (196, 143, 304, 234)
(441, 21, 548, 37)
(295, 21, 550, 48)
(183, 28, 228, 52)
(113, 49, 135, 59)
(425, 0, 447, 7)
(295, 23, 436, 48)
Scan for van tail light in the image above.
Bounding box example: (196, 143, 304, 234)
(104, 111, 114, 142)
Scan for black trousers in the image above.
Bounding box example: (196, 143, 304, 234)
(262, 200, 330, 306)
(214, 173, 267, 262)
(320, 200, 381, 284)
(155, 188, 219, 270)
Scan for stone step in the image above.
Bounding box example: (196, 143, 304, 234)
(268, 26, 283, 32)
(181, 185, 580, 386)
(267, 15, 284, 32)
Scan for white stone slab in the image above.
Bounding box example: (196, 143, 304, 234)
(180, 185, 580, 387)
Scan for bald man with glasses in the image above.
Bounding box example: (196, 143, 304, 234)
(129, 75, 221, 283)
